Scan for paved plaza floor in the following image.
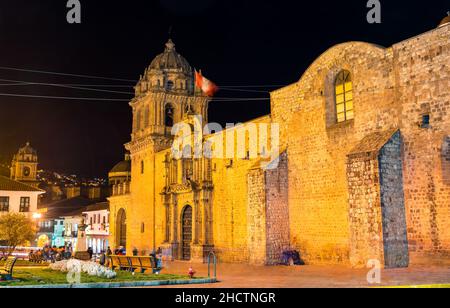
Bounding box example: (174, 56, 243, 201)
(158, 261, 450, 288)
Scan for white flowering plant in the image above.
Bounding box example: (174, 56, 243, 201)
(49, 259, 117, 279)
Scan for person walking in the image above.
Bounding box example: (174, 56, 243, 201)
(99, 251, 106, 266)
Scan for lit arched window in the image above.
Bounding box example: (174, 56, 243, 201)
(335, 70, 354, 123)
(165, 104, 174, 127)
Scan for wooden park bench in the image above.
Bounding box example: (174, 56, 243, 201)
(110, 255, 133, 271)
(29, 253, 45, 264)
(109, 255, 162, 274)
(132, 256, 162, 274)
(0, 257, 17, 281)
(128, 256, 144, 272)
(109, 255, 121, 270)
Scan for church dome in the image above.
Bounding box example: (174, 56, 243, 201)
(18, 142, 37, 156)
(135, 39, 194, 96)
(110, 160, 131, 174)
(148, 39, 192, 73)
(13, 142, 38, 163)
(109, 154, 131, 189)
(438, 14, 450, 27)
(109, 153, 131, 175)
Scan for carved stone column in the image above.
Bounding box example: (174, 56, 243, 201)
(164, 202, 170, 243)
(169, 197, 179, 260)
(193, 197, 200, 245)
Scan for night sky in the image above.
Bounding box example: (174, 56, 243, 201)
(0, 0, 447, 178)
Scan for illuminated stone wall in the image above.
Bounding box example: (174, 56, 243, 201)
(271, 24, 450, 267)
(264, 152, 290, 265)
(245, 151, 289, 265)
(347, 150, 383, 268)
(247, 167, 267, 265)
(394, 26, 450, 265)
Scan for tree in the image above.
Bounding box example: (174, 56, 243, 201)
(0, 213, 36, 258)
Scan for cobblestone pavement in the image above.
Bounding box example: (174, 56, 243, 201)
(156, 261, 450, 288)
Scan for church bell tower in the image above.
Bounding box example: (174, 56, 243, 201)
(123, 39, 211, 255)
(127, 39, 210, 153)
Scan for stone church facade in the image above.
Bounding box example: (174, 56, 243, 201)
(109, 18, 450, 268)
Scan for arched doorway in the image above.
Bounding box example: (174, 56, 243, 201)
(181, 206, 193, 260)
(116, 209, 127, 249)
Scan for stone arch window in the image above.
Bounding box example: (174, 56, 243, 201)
(165, 104, 174, 127)
(23, 166, 31, 177)
(141, 160, 145, 174)
(166, 80, 174, 91)
(335, 70, 354, 123)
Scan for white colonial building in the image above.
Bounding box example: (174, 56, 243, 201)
(0, 175, 44, 218)
(83, 202, 110, 254)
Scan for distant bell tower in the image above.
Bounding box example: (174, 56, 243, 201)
(10, 142, 40, 187)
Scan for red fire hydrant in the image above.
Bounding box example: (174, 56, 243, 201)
(188, 267, 196, 279)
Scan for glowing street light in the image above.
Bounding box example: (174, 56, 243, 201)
(32, 213, 42, 220)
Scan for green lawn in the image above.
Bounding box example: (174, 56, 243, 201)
(0, 268, 189, 287)
(0, 260, 48, 268)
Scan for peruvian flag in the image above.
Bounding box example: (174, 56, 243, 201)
(195, 70, 219, 97)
